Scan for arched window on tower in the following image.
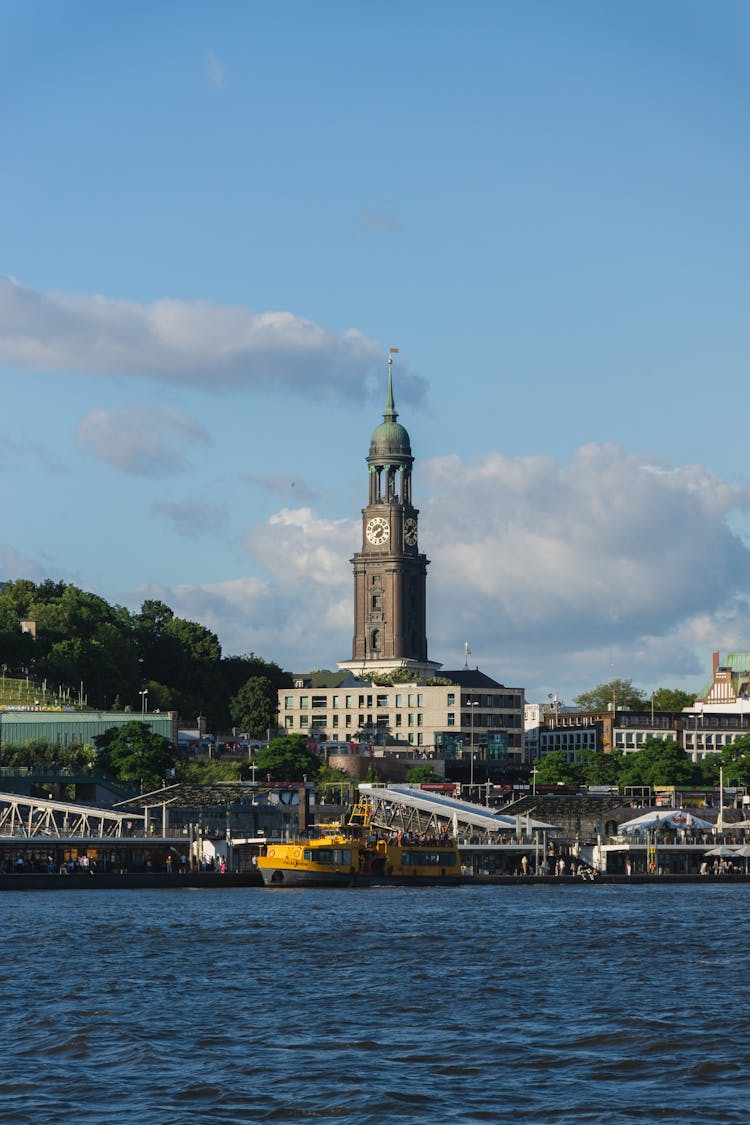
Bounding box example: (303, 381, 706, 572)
(371, 629, 381, 652)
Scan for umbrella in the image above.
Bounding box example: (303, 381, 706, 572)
(733, 844, 750, 873)
(704, 845, 738, 858)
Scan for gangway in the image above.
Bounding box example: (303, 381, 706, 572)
(0, 791, 145, 839)
(359, 785, 557, 835)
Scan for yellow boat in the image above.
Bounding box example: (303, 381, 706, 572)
(256, 801, 461, 887)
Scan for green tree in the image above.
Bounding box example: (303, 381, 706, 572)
(616, 737, 696, 788)
(0, 739, 97, 771)
(651, 688, 697, 712)
(575, 747, 624, 787)
(533, 750, 580, 787)
(176, 759, 246, 784)
(94, 721, 177, 791)
(713, 734, 750, 787)
(405, 765, 437, 783)
(0, 601, 35, 672)
(229, 676, 277, 737)
(252, 735, 320, 782)
(574, 679, 646, 712)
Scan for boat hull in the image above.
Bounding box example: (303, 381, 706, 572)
(258, 866, 461, 888)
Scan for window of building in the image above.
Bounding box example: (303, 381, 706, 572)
(300, 715, 309, 726)
(312, 696, 327, 709)
(345, 695, 352, 708)
(395, 694, 403, 707)
(417, 733, 423, 746)
(417, 714, 423, 726)
(376, 694, 389, 708)
(284, 696, 294, 709)
(417, 694, 423, 706)
(345, 715, 352, 728)
(408, 694, 416, 706)
(300, 696, 309, 708)
(359, 715, 365, 727)
(332, 695, 339, 708)
(284, 716, 294, 728)
(332, 715, 339, 728)
(408, 713, 414, 726)
(408, 733, 414, 744)
(447, 713, 455, 726)
(311, 717, 326, 729)
(447, 693, 455, 706)
(371, 595, 381, 610)
(396, 714, 402, 727)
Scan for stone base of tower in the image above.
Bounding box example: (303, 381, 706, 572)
(337, 657, 443, 680)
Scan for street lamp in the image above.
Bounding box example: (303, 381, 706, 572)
(466, 698, 479, 794)
(139, 688, 149, 720)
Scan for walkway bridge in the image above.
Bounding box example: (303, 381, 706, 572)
(360, 785, 557, 836)
(0, 791, 145, 839)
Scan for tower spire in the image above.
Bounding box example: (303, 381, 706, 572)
(385, 347, 399, 420)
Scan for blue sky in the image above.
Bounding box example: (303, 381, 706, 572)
(2, 1, 750, 703)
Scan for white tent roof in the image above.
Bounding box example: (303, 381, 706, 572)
(619, 809, 715, 832)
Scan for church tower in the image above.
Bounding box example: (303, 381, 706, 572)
(338, 351, 441, 679)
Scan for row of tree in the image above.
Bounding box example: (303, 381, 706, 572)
(572, 678, 696, 713)
(535, 735, 750, 790)
(0, 579, 291, 733)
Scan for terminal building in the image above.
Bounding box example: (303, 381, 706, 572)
(0, 708, 177, 750)
(277, 355, 524, 773)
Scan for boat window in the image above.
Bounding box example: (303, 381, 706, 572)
(303, 848, 352, 865)
(401, 851, 457, 867)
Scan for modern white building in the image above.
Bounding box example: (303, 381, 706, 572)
(282, 669, 524, 762)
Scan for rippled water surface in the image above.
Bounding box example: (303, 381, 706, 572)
(1, 884, 749, 1123)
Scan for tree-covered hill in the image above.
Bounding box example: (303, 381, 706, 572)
(0, 579, 291, 730)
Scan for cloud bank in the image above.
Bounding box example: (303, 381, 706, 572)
(135, 445, 750, 699)
(8, 441, 750, 701)
(0, 277, 424, 402)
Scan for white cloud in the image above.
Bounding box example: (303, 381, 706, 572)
(359, 207, 403, 233)
(0, 277, 424, 403)
(150, 498, 229, 537)
(149, 445, 750, 698)
(244, 507, 357, 589)
(81, 445, 750, 700)
(421, 444, 750, 697)
(76, 405, 209, 476)
(0, 545, 49, 582)
(130, 509, 357, 665)
(207, 50, 225, 87)
(241, 472, 317, 502)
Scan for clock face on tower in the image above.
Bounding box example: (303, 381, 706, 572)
(404, 517, 418, 546)
(365, 516, 390, 545)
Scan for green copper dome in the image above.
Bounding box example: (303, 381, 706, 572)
(368, 365, 412, 459)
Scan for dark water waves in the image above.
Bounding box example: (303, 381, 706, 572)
(1, 884, 749, 1123)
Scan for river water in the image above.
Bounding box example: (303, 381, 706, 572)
(1, 883, 748, 1123)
